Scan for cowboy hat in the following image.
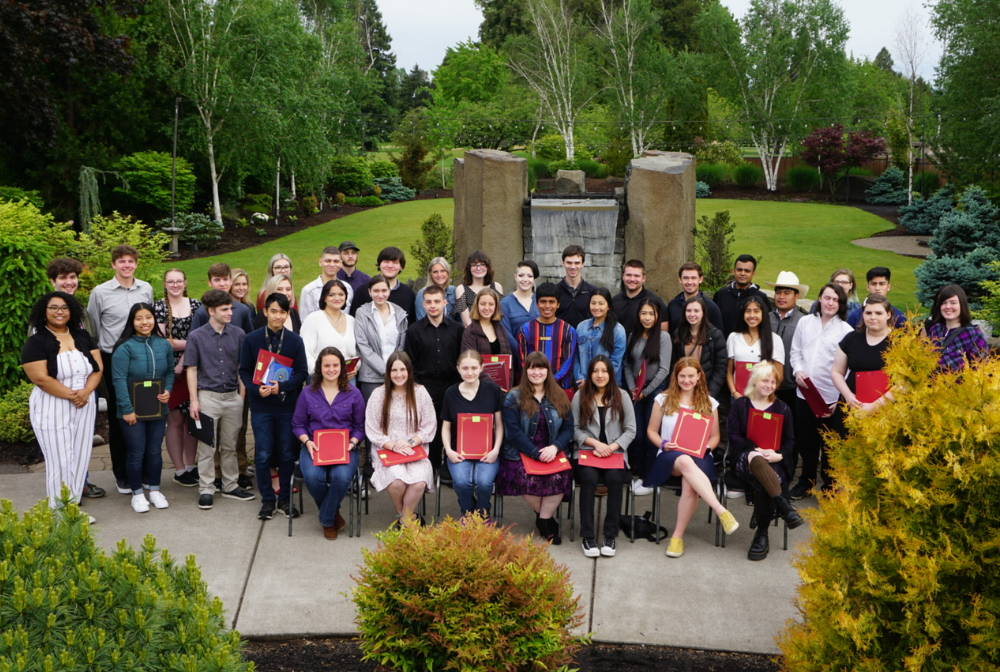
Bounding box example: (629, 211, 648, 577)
(764, 271, 809, 297)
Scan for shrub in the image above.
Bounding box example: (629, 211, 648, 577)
(115, 150, 196, 216)
(344, 195, 385, 207)
(602, 136, 633, 177)
(696, 181, 711, 198)
(836, 166, 875, 178)
(865, 166, 908, 205)
(368, 159, 398, 179)
(547, 159, 578, 173)
(301, 195, 318, 215)
(535, 133, 571, 161)
(244, 193, 273, 211)
(74, 212, 170, 299)
(778, 325, 1000, 671)
(328, 157, 374, 196)
(0, 380, 34, 443)
(389, 109, 436, 190)
(409, 213, 455, 274)
(0, 186, 44, 210)
(696, 163, 727, 187)
(693, 210, 736, 293)
(157, 213, 224, 250)
(353, 515, 585, 672)
(914, 247, 996, 306)
(575, 159, 607, 179)
(693, 138, 744, 167)
(374, 177, 416, 202)
(527, 157, 552, 179)
(911, 171, 942, 196)
(733, 163, 764, 188)
(372, 184, 382, 197)
(785, 166, 821, 191)
(0, 496, 253, 671)
(334, 192, 346, 206)
(899, 186, 956, 235)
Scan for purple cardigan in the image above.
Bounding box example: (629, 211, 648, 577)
(292, 384, 367, 445)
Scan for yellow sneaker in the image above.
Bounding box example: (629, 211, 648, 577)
(719, 510, 739, 535)
(665, 537, 684, 558)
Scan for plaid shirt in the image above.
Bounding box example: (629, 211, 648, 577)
(927, 322, 989, 370)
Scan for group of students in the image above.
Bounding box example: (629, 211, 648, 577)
(21, 240, 990, 559)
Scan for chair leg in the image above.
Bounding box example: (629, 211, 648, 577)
(355, 473, 363, 538)
(567, 481, 576, 543)
(629, 486, 636, 544)
(654, 487, 661, 545)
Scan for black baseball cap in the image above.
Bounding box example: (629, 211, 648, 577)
(339, 241, 360, 252)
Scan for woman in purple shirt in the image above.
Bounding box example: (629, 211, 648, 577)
(292, 346, 366, 540)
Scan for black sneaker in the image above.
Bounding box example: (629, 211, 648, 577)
(258, 501, 276, 520)
(276, 499, 300, 518)
(601, 537, 617, 557)
(222, 488, 255, 502)
(116, 479, 131, 495)
(581, 537, 599, 557)
(198, 494, 213, 509)
(173, 471, 198, 487)
(238, 474, 254, 490)
(789, 481, 812, 500)
(82, 483, 106, 498)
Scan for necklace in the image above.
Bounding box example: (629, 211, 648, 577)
(325, 309, 343, 330)
(46, 325, 70, 336)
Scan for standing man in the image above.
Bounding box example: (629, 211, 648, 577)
(239, 293, 309, 521)
(846, 267, 908, 328)
(337, 241, 371, 298)
(186, 290, 254, 509)
(87, 245, 153, 495)
(190, 263, 255, 335)
(519, 282, 577, 390)
(611, 259, 669, 334)
(764, 271, 808, 421)
(300, 246, 354, 320)
(665, 262, 725, 336)
(349, 246, 417, 322)
(713, 254, 771, 337)
(555, 245, 598, 328)
(404, 285, 465, 473)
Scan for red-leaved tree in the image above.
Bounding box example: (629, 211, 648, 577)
(800, 124, 887, 196)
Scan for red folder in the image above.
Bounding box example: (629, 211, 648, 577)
(521, 452, 571, 475)
(855, 370, 890, 404)
(344, 357, 360, 375)
(747, 408, 783, 453)
(633, 360, 647, 401)
(457, 413, 493, 459)
(734, 360, 755, 395)
(313, 429, 350, 465)
(377, 444, 427, 467)
(800, 377, 834, 418)
(481, 355, 512, 390)
(253, 349, 294, 385)
(578, 451, 626, 470)
(670, 408, 714, 459)
(565, 387, 575, 402)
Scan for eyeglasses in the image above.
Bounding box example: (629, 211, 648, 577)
(470, 263, 487, 270)
(47, 306, 70, 313)
(273, 265, 291, 272)
(835, 280, 852, 286)
(165, 280, 185, 285)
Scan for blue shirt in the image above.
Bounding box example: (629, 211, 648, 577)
(573, 318, 627, 385)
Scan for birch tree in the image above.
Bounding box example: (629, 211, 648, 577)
(505, 0, 597, 160)
(893, 5, 928, 205)
(696, 0, 849, 191)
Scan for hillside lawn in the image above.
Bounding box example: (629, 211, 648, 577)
(164, 198, 921, 310)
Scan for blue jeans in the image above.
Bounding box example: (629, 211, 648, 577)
(447, 458, 500, 516)
(119, 418, 167, 493)
(251, 411, 295, 502)
(299, 445, 358, 528)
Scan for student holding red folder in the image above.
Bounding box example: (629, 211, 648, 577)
(292, 347, 366, 540)
(727, 361, 803, 561)
(497, 351, 574, 544)
(642, 357, 740, 559)
(832, 294, 894, 415)
(571, 356, 636, 558)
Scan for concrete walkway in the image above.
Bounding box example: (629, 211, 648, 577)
(0, 469, 814, 655)
(852, 235, 930, 258)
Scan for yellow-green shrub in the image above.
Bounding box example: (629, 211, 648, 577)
(352, 514, 585, 672)
(779, 325, 1000, 671)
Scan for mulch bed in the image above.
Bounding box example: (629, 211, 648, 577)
(243, 638, 781, 672)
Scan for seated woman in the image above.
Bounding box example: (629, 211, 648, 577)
(292, 347, 366, 540)
(497, 351, 574, 544)
(726, 361, 803, 562)
(364, 351, 436, 525)
(926, 283, 988, 370)
(571, 355, 636, 558)
(643, 357, 739, 558)
(440, 350, 506, 518)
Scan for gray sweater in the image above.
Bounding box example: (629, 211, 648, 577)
(354, 302, 408, 384)
(570, 387, 637, 465)
(622, 335, 672, 398)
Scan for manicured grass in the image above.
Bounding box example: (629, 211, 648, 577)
(165, 200, 452, 298)
(696, 200, 921, 310)
(163, 197, 920, 309)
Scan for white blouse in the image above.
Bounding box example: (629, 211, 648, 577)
(376, 304, 401, 361)
(654, 395, 719, 456)
(300, 310, 358, 374)
(726, 331, 786, 365)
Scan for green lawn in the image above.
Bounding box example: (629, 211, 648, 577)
(163, 198, 920, 309)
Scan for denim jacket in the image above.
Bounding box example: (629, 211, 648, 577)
(573, 318, 627, 386)
(111, 335, 175, 418)
(501, 389, 574, 461)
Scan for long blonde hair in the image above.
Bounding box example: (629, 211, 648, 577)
(660, 357, 713, 416)
(230, 268, 254, 310)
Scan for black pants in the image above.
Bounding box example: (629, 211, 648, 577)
(578, 465, 627, 540)
(776, 388, 799, 471)
(100, 350, 128, 483)
(794, 398, 842, 488)
(423, 381, 450, 471)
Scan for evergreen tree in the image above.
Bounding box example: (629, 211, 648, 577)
(399, 64, 435, 114)
(874, 46, 895, 72)
(356, 0, 400, 143)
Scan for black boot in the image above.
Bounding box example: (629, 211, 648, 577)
(772, 495, 805, 530)
(748, 527, 769, 561)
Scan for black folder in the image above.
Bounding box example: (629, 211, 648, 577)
(187, 413, 215, 447)
(129, 379, 165, 420)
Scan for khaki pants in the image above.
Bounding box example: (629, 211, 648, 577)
(197, 390, 242, 495)
(216, 395, 251, 477)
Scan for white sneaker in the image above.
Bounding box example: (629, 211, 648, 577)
(131, 493, 150, 513)
(148, 491, 169, 509)
(87, 515, 97, 524)
(632, 481, 655, 496)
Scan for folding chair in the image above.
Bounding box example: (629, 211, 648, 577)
(288, 458, 365, 538)
(718, 445, 787, 551)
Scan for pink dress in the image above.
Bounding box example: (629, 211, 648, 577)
(364, 385, 437, 492)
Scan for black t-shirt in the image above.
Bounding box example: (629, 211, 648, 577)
(440, 380, 506, 451)
(838, 330, 890, 393)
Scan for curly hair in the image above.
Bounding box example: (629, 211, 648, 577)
(310, 347, 350, 392)
(30, 292, 86, 334)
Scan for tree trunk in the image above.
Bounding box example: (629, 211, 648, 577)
(564, 121, 575, 161)
(207, 138, 223, 225)
(274, 156, 281, 223)
(291, 171, 297, 199)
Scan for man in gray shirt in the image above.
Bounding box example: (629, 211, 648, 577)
(86, 245, 153, 494)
